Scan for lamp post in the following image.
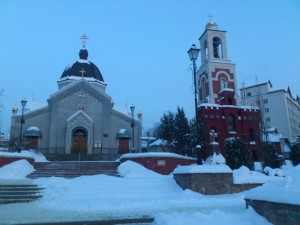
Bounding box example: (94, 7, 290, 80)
(137, 111, 143, 153)
(18, 98, 27, 153)
(187, 44, 200, 122)
(130, 104, 135, 153)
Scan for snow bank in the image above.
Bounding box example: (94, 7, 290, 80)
(245, 165, 300, 205)
(153, 207, 272, 225)
(173, 164, 232, 174)
(118, 160, 161, 178)
(233, 166, 278, 184)
(0, 159, 35, 180)
(0, 149, 48, 162)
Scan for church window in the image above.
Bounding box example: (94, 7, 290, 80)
(228, 114, 235, 132)
(213, 37, 222, 59)
(220, 78, 228, 89)
(247, 92, 252, 97)
(201, 81, 207, 103)
(265, 108, 269, 113)
(266, 117, 271, 122)
(263, 99, 268, 104)
(249, 128, 255, 142)
(228, 98, 233, 105)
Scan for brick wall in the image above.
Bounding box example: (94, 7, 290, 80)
(173, 173, 262, 195)
(120, 156, 197, 175)
(245, 199, 300, 225)
(0, 156, 34, 168)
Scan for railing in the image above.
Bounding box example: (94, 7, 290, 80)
(36, 147, 119, 156)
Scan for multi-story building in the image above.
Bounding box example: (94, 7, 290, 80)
(240, 81, 300, 140)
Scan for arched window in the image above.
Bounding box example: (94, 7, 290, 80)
(213, 37, 223, 59)
(204, 40, 208, 59)
(228, 114, 235, 132)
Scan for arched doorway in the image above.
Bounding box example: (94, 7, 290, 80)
(72, 128, 87, 153)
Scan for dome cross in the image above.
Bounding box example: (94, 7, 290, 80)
(80, 34, 89, 49)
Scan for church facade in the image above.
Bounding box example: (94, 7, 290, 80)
(10, 38, 141, 155)
(195, 20, 261, 160)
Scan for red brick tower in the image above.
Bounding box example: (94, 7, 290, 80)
(196, 19, 261, 161)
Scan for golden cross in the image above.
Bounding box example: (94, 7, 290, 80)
(80, 34, 89, 48)
(79, 68, 86, 77)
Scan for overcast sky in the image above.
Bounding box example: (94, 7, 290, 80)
(1, 0, 300, 134)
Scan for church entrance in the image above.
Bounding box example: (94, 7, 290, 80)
(118, 138, 129, 154)
(72, 128, 87, 153)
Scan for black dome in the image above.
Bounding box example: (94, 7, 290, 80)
(60, 49, 104, 82)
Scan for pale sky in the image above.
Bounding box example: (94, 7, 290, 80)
(1, 0, 300, 134)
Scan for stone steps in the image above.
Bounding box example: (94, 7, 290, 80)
(27, 161, 120, 179)
(0, 184, 43, 204)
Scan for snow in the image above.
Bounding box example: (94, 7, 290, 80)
(245, 165, 300, 205)
(0, 158, 297, 224)
(233, 166, 280, 184)
(0, 149, 48, 162)
(26, 126, 40, 131)
(205, 152, 226, 164)
(173, 164, 232, 174)
(0, 159, 35, 180)
(119, 152, 195, 160)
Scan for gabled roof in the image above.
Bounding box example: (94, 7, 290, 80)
(50, 78, 112, 104)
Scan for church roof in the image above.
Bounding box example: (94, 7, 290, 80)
(61, 49, 104, 82)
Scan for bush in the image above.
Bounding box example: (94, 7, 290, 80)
(225, 137, 254, 170)
(290, 143, 300, 166)
(261, 142, 280, 168)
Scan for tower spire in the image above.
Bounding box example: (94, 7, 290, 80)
(80, 34, 89, 49)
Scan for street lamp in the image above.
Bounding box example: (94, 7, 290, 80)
(137, 111, 143, 153)
(130, 104, 135, 153)
(18, 98, 27, 153)
(187, 44, 200, 122)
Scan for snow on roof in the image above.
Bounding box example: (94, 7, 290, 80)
(118, 129, 127, 134)
(149, 139, 167, 146)
(173, 164, 232, 174)
(27, 126, 40, 131)
(119, 152, 196, 161)
(59, 75, 106, 84)
(262, 133, 282, 142)
(219, 88, 234, 93)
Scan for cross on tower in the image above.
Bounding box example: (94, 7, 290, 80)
(79, 68, 86, 77)
(208, 14, 213, 22)
(80, 34, 89, 49)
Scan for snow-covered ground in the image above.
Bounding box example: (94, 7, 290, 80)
(0, 151, 298, 225)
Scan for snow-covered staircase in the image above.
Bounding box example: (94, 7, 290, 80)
(27, 161, 120, 178)
(0, 184, 43, 204)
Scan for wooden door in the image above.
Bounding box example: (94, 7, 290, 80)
(72, 129, 87, 153)
(118, 139, 129, 154)
(26, 137, 38, 149)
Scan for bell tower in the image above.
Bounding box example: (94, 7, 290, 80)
(197, 18, 238, 105)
